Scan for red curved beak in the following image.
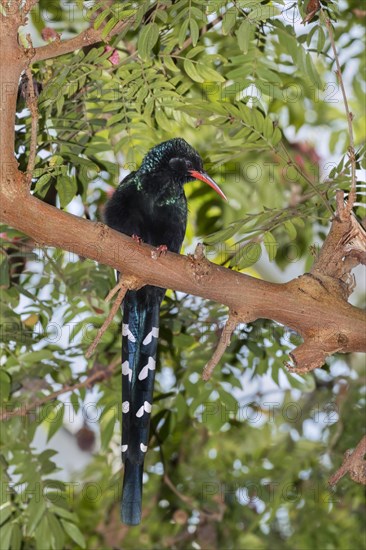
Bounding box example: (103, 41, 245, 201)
(189, 170, 227, 201)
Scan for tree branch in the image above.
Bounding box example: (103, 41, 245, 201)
(31, 17, 134, 63)
(24, 65, 39, 185)
(329, 435, 366, 486)
(202, 310, 239, 381)
(85, 276, 142, 359)
(0, 190, 365, 374)
(0, 359, 119, 421)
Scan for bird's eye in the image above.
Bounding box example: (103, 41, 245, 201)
(185, 160, 193, 170)
(169, 157, 182, 171)
(169, 157, 186, 171)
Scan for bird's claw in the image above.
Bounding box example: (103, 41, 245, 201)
(131, 234, 143, 244)
(151, 244, 168, 260)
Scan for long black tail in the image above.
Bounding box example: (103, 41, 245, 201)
(120, 288, 163, 525)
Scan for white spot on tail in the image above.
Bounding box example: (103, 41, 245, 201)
(121, 444, 128, 452)
(122, 323, 136, 342)
(143, 327, 159, 345)
(136, 401, 152, 417)
(140, 443, 147, 452)
(122, 401, 130, 413)
(138, 356, 156, 381)
(122, 361, 132, 381)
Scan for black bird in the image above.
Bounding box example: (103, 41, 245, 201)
(104, 138, 226, 525)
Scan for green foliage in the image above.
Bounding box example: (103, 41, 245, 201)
(2, 0, 365, 548)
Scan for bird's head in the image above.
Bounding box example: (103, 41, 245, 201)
(140, 138, 227, 200)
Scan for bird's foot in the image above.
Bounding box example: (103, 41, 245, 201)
(131, 234, 143, 244)
(151, 244, 168, 260)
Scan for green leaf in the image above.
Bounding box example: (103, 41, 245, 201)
(174, 392, 188, 421)
(100, 415, 115, 450)
(264, 231, 277, 261)
(222, 11, 237, 35)
(101, 17, 119, 40)
(70, 391, 80, 413)
(204, 223, 241, 245)
(138, 23, 159, 61)
(272, 126, 282, 146)
(183, 59, 204, 83)
(0, 520, 13, 550)
(43, 403, 65, 442)
(198, 63, 225, 83)
(263, 116, 274, 140)
(163, 55, 179, 72)
(236, 20, 251, 54)
(218, 386, 238, 411)
(186, 46, 206, 59)
(0, 256, 10, 289)
(47, 512, 65, 550)
(61, 520, 86, 548)
(0, 503, 12, 526)
(93, 9, 109, 30)
(317, 26, 326, 54)
(178, 19, 189, 48)
(26, 496, 46, 535)
(106, 112, 128, 127)
(155, 106, 172, 132)
(50, 506, 78, 522)
(305, 52, 322, 89)
(35, 516, 50, 550)
(190, 19, 199, 47)
(56, 175, 77, 208)
(34, 174, 52, 198)
(10, 522, 21, 550)
(248, 5, 280, 21)
(0, 371, 11, 403)
(292, 217, 305, 228)
(236, 242, 262, 269)
(284, 220, 297, 240)
(20, 349, 54, 364)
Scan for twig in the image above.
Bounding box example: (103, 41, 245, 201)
(24, 64, 39, 186)
(279, 143, 334, 215)
(329, 435, 366, 486)
(85, 276, 141, 359)
(173, 15, 222, 54)
(154, 431, 226, 521)
(105, 278, 126, 302)
(85, 280, 127, 359)
(202, 312, 239, 381)
(164, 473, 196, 506)
(324, 13, 357, 211)
(32, 17, 134, 63)
(0, 359, 119, 421)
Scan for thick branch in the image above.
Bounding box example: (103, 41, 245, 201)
(311, 191, 366, 296)
(329, 436, 366, 486)
(0, 191, 365, 372)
